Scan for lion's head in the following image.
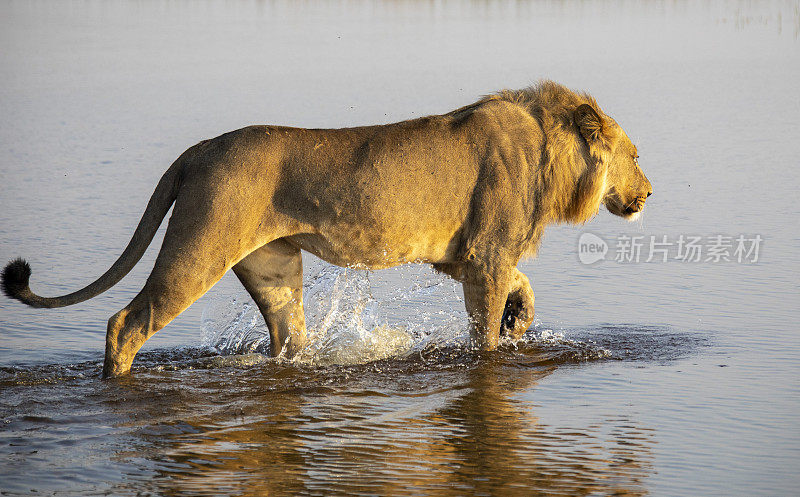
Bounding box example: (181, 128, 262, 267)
(574, 103, 652, 221)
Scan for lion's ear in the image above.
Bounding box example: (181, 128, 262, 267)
(574, 104, 603, 143)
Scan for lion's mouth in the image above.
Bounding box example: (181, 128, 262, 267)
(606, 194, 646, 220)
(622, 197, 646, 220)
(623, 209, 642, 221)
(624, 199, 644, 214)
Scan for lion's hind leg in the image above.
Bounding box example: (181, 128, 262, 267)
(232, 239, 308, 359)
(102, 260, 230, 378)
(102, 209, 262, 377)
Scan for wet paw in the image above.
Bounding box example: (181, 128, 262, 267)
(500, 295, 533, 340)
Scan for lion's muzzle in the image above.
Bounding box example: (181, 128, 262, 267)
(624, 195, 647, 215)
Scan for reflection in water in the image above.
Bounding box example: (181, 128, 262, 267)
(0, 321, 683, 494)
(113, 369, 311, 496)
(96, 354, 655, 496)
(433, 360, 653, 496)
(0, 322, 676, 495)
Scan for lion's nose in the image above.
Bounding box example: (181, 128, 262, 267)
(646, 190, 652, 198)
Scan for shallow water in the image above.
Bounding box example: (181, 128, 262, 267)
(1, 1, 799, 495)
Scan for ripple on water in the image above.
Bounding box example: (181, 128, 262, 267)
(0, 322, 706, 389)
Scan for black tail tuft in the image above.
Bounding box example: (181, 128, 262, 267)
(2, 258, 32, 301)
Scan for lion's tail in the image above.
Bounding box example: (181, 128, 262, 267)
(1, 158, 184, 308)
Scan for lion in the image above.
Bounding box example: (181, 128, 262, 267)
(2, 81, 652, 377)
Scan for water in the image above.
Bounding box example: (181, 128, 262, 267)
(1, 0, 799, 495)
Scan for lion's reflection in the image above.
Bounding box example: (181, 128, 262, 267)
(108, 358, 654, 496)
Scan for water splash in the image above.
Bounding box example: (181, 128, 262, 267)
(293, 265, 413, 366)
(200, 296, 270, 355)
(202, 262, 472, 366)
(201, 263, 698, 369)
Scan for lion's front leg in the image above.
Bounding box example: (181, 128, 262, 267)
(501, 269, 535, 340)
(461, 263, 514, 351)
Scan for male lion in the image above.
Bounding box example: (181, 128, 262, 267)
(2, 81, 651, 377)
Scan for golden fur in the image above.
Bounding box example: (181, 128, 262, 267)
(2, 81, 652, 377)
